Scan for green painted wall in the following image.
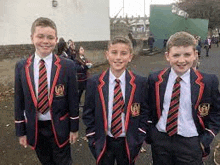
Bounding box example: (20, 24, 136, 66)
(149, 4, 209, 49)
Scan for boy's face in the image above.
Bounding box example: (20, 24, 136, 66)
(31, 26, 57, 58)
(165, 46, 197, 76)
(106, 43, 132, 76)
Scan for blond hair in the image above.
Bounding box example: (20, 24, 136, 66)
(31, 17, 57, 36)
(108, 36, 133, 53)
(166, 31, 197, 52)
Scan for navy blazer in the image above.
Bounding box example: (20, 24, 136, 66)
(14, 54, 79, 149)
(148, 68, 220, 156)
(82, 69, 150, 165)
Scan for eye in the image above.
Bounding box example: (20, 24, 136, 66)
(184, 53, 191, 57)
(121, 51, 128, 55)
(47, 35, 55, 40)
(37, 34, 44, 39)
(111, 51, 117, 54)
(173, 54, 180, 57)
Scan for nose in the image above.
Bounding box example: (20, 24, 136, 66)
(115, 52, 121, 59)
(178, 55, 185, 62)
(42, 37, 49, 43)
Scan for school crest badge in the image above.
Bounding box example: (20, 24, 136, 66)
(131, 103, 140, 117)
(198, 103, 210, 117)
(55, 84, 65, 97)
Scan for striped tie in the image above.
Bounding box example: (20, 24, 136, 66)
(111, 79, 124, 138)
(37, 59, 49, 114)
(166, 76, 182, 136)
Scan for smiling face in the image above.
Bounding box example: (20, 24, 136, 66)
(165, 46, 197, 76)
(31, 26, 57, 58)
(106, 43, 133, 77)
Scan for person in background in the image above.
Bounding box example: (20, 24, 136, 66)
(74, 46, 92, 105)
(57, 37, 69, 58)
(196, 36, 202, 58)
(66, 39, 77, 61)
(204, 37, 211, 57)
(148, 34, 155, 54)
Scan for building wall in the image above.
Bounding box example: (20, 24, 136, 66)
(0, 0, 110, 45)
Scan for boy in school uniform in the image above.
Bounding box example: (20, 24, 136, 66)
(147, 31, 220, 165)
(82, 37, 149, 165)
(14, 17, 79, 165)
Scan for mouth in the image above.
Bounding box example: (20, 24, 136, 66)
(41, 45, 51, 49)
(177, 63, 187, 68)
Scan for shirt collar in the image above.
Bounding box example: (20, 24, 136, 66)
(35, 52, 53, 65)
(170, 68, 190, 84)
(109, 69, 126, 85)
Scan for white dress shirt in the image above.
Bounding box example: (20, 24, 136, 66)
(107, 70, 126, 137)
(156, 68, 198, 137)
(34, 53, 52, 121)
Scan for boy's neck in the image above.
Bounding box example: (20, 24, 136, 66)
(110, 68, 125, 78)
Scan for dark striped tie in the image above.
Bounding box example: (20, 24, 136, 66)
(166, 76, 182, 136)
(111, 79, 124, 138)
(37, 59, 49, 114)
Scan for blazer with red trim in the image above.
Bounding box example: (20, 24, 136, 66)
(82, 69, 150, 165)
(14, 54, 79, 149)
(147, 68, 220, 156)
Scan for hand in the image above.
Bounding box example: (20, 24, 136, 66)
(86, 63, 92, 68)
(69, 131, 78, 144)
(19, 136, 27, 148)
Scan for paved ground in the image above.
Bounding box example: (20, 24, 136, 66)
(1, 45, 220, 164)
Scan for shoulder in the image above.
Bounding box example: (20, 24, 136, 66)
(15, 57, 29, 69)
(195, 70, 219, 83)
(148, 69, 166, 80)
(58, 56, 75, 66)
(130, 71, 147, 83)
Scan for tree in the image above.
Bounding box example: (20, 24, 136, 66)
(176, 0, 220, 29)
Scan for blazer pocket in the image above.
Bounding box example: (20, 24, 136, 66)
(59, 113, 69, 121)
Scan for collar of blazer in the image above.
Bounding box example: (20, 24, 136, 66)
(25, 54, 61, 108)
(155, 68, 204, 119)
(98, 69, 136, 133)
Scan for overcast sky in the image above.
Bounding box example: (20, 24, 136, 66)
(110, 0, 177, 17)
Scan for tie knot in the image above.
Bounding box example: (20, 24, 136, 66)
(115, 79, 120, 84)
(40, 59, 45, 64)
(176, 76, 182, 83)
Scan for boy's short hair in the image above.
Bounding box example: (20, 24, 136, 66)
(108, 36, 133, 53)
(166, 31, 197, 52)
(31, 17, 57, 36)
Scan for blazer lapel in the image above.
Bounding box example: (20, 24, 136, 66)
(124, 70, 136, 131)
(155, 68, 170, 119)
(98, 69, 109, 133)
(49, 55, 61, 106)
(190, 69, 204, 110)
(25, 55, 38, 108)
(124, 70, 132, 114)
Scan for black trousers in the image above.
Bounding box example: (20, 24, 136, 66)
(99, 136, 134, 165)
(35, 121, 72, 165)
(151, 127, 203, 165)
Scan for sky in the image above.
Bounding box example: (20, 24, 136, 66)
(110, 0, 177, 17)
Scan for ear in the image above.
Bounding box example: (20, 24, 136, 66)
(165, 51, 170, 62)
(105, 51, 109, 60)
(129, 53, 133, 62)
(194, 50, 198, 60)
(30, 35, 33, 43)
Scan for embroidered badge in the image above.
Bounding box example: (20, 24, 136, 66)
(131, 103, 140, 117)
(55, 84, 65, 97)
(198, 103, 210, 117)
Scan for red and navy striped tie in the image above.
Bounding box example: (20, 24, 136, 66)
(37, 59, 49, 114)
(111, 79, 124, 138)
(166, 76, 182, 136)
